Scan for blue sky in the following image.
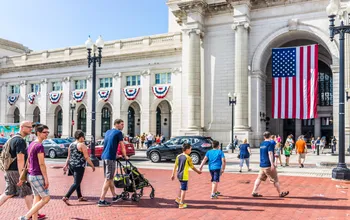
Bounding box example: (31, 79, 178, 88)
(0, 0, 169, 51)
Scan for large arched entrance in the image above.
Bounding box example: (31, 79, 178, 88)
(101, 104, 112, 137)
(54, 106, 62, 138)
(14, 108, 20, 123)
(127, 102, 141, 137)
(265, 39, 333, 142)
(77, 105, 87, 133)
(155, 100, 172, 140)
(33, 107, 40, 123)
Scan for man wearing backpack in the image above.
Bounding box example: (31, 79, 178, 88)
(0, 121, 46, 219)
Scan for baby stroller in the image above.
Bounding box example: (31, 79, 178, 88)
(114, 159, 155, 202)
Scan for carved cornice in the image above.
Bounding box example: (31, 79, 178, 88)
(40, 78, 48, 84)
(62, 76, 71, 82)
(20, 80, 27, 86)
(141, 69, 151, 76)
(231, 21, 250, 31)
(112, 72, 122, 78)
(0, 49, 181, 74)
(171, 67, 182, 75)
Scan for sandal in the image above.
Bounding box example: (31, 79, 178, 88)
(62, 197, 70, 206)
(252, 193, 263, 197)
(280, 191, 289, 197)
(78, 197, 88, 202)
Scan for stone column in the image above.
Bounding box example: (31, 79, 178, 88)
(249, 70, 267, 147)
(0, 83, 8, 123)
(140, 70, 152, 134)
(39, 79, 48, 125)
(332, 65, 339, 152)
(295, 119, 302, 138)
(61, 77, 72, 138)
(232, 22, 249, 130)
(86, 75, 92, 139)
(112, 72, 122, 120)
(19, 80, 27, 122)
(187, 29, 202, 130)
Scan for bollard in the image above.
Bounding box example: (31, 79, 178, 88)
(220, 143, 223, 151)
(317, 144, 320, 155)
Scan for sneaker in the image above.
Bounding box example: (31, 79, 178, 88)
(18, 217, 28, 220)
(175, 197, 181, 204)
(112, 195, 122, 203)
(29, 214, 46, 220)
(97, 200, 111, 207)
(210, 194, 218, 199)
(215, 191, 221, 196)
(301, 164, 304, 168)
(179, 203, 188, 209)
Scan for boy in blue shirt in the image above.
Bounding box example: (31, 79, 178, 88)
(199, 140, 226, 199)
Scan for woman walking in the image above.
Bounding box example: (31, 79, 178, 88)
(62, 130, 95, 205)
(19, 124, 50, 220)
(311, 137, 316, 154)
(238, 139, 252, 172)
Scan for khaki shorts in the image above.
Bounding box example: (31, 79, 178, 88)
(258, 167, 279, 183)
(298, 153, 306, 159)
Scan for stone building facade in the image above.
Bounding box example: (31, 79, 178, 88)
(0, 0, 349, 150)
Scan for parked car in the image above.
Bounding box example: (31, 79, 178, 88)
(88, 139, 135, 159)
(146, 136, 213, 164)
(64, 137, 75, 143)
(42, 138, 71, 158)
(0, 137, 8, 153)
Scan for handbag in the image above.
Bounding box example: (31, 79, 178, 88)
(19, 142, 37, 183)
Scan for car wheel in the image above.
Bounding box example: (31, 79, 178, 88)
(190, 152, 200, 165)
(49, 150, 57, 159)
(150, 151, 161, 163)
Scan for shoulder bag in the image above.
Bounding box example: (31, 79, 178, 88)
(19, 142, 37, 183)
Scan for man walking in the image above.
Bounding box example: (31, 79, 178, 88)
(98, 119, 129, 207)
(295, 136, 307, 168)
(0, 121, 45, 219)
(252, 131, 289, 198)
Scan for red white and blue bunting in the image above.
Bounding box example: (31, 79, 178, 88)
(49, 92, 62, 104)
(28, 93, 36, 104)
(72, 90, 86, 102)
(152, 85, 170, 99)
(123, 88, 140, 100)
(98, 89, 112, 102)
(8, 95, 19, 106)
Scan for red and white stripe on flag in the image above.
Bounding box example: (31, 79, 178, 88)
(272, 44, 318, 119)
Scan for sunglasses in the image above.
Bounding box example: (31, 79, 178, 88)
(41, 131, 50, 134)
(23, 126, 32, 129)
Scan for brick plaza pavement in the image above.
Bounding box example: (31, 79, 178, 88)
(0, 166, 349, 220)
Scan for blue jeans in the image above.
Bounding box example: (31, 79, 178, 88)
(239, 158, 250, 168)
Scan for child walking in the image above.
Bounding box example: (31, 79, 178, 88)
(283, 142, 292, 166)
(171, 143, 201, 209)
(199, 140, 226, 199)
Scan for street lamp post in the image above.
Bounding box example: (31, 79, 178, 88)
(327, 0, 350, 180)
(70, 100, 76, 138)
(228, 92, 237, 153)
(85, 35, 105, 167)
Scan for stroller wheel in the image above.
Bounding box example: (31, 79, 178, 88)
(150, 191, 155, 199)
(132, 193, 140, 202)
(122, 192, 129, 200)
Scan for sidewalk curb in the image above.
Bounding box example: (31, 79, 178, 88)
(316, 162, 350, 167)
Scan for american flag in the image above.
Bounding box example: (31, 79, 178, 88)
(272, 44, 318, 119)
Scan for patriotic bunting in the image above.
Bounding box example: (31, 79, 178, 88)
(49, 91, 62, 104)
(8, 95, 19, 105)
(123, 88, 140, 100)
(98, 89, 112, 102)
(72, 90, 86, 102)
(28, 93, 36, 104)
(152, 85, 170, 99)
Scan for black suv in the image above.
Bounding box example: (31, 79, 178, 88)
(146, 136, 213, 164)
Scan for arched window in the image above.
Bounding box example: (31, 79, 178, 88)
(128, 107, 135, 137)
(101, 107, 111, 137)
(318, 62, 333, 106)
(33, 107, 40, 123)
(14, 108, 20, 123)
(78, 107, 87, 133)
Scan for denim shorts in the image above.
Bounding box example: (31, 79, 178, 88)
(28, 175, 50, 198)
(210, 169, 221, 182)
(179, 181, 188, 191)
